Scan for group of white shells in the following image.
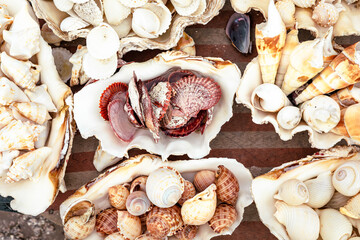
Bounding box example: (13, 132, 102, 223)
(253, 146, 360, 240)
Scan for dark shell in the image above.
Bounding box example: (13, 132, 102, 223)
(178, 180, 196, 205)
(171, 76, 221, 119)
(95, 208, 118, 235)
(125, 93, 144, 128)
(208, 204, 237, 233)
(144, 76, 167, 90)
(149, 81, 172, 121)
(99, 82, 128, 121)
(175, 225, 199, 240)
(128, 72, 145, 125)
(215, 165, 240, 205)
(168, 69, 195, 83)
(226, 13, 252, 54)
(199, 107, 214, 134)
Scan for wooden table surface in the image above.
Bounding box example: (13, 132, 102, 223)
(3, 0, 360, 239)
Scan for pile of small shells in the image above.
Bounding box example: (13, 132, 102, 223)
(236, 0, 360, 149)
(63, 164, 240, 240)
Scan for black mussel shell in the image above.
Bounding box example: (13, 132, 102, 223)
(226, 13, 251, 54)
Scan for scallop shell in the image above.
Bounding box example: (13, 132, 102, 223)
(0, 77, 29, 106)
(130, 176, 148, 193)
(0, 107, 14, 129)
(108, 184, 130, 210)
(147, 205, 183, 238)
(175, 225, 198, 240)
(209, 204, 237, 233)
(12, 102, 51, 125)
(73, 0, 103, 26)
(340, 193, 360, 219)
(312, 2, 340, 28)
(103, 0, 130, 25)
(251, 83, 291, 112)
(60, 155, 253, 239)
(52, 47, 73, 83)
(126, 191, 152, 216)
(332, 161, 360, 196)
(60, 16, 90, 32)
(146, 166, 185, 208)
(276, 106, 301, 130)
(318, 208, 353, 240)
(64, 206, 96, 240)
(24, 84, 58, 113)
(178, 180, 196, 205)
(74, 51, 241, 171)
(117, 211, 142, 240)
(275, 0, 295, 29)
(304, 171, 335, 208)
(273, 179, 309, 206)
(193, 170, 215, 192)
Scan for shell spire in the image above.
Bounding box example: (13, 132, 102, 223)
(255, 0, 286, 84)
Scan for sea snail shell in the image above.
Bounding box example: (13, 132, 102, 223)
(108, 184, 130, 210)
(215, 165, 239, 205)
(64, 206, 96, 240)
(126, 191, 152, 216)
(305, 171, 335, 208)
(274, 179, 309, 206)
(318, 208, 353, 240)
(178, 180, 196, 205)
(193, 170, 215, 192)
(332, 161, 360, 196)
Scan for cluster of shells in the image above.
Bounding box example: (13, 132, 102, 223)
(236, 0, 360, 148)
(63, 164, 240, 240)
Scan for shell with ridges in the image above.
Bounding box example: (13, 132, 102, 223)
(318, 208, 353, 240)
(105, 232, 126, 240)
(175, 225, 198, 240)
(312, 2, 341, 28)
(304, 171, 335, 208)
(41, 23, 62, 45)
(24, 85, 57, 113)
(0, 107, 14, 129)
(273, 178, 309, 206)
(147, 205, 183, 238)
(73, 0, 103, 26)
(126, 191, 152, 216)
(293, 0, 315, 8)
(108, 184, 129, 210)
(117, 211, 142, 240)
(60, 16, 90, 32)
(96, 208, 118, 235)
(194, 170, 215, 192)
(12, 102, 51, 125)
(275, 0, 295, 29)
(340, 192, 360, 219)
(276, 106, 301, 130)
(215, 165, 240, 205)
(330, 85, 360, 110)
(209, 204, 237, 233)
(178, 180, 196, 205)
(332, 161, 360, 196)
(0, 150, 19, 178)
(64, 206, 96, 240)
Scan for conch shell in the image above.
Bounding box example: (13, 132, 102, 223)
(12, 102, 51, 125)
(255, 0, 286, 84)
(0, 77, 29, 105)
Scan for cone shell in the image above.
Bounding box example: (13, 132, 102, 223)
(312, 2, 340, 28)
(215, 165, 240, 205)
(181, 184, 217, 225)
(0, 77, 30, 106)
(126, 191, 152, 216)
(108, 184, 130, 210)
(340, 193, 360, 219)
(276, 106, 301, 130)
(209, 204, 237, 233)
(318, 208, 353, 240)
(12, 102, 51, 125)
(293, 0, 315, 8)
(146, 205, 183, 238)
(332, 161, 360, 196)
(178, 180, 196, 205)
(24, 85, 57, 113)
(274, 179, 309, 206)
(96, 208, 118, 235)
(305, 171, 335, 208)
(194, 170, 215, 192)
(255, 0, 286, 84)
(174, 225, 198, 240)
(331, 104, 360, 142)
(64, 206, 96, 240)
(295, 42, 360, 105)
(117, 211, 142, 240)
(275, 0, 295, 29)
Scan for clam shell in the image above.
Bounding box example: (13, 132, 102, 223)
(318, 208, 353, 240)
(110, 16, 132, 39)
(209, 204, 237, 233)
(170, 0, 201, 16)
(332, 161, 360, 196)
(147, 205, 183, 238)
(59, 155, 253, 239)
(193, 170, 215, 192)
(82, 52, 117, 80)
(108, 184, 129, 210)
(74, 51, 241, 171)
(215, 165, 240, 205)
(105, 232, 126, 240)
(273, 178, 309, 206)
(304, 171, 335, 208)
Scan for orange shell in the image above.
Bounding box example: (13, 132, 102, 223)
(215, 165, 240, 205)
(208, 204, 237, 233)
(194, 170, 216, 192)
(178, 180, 196, 205)
(99, 82, 128, 121)
(95, 208, 118, 235)
(108, 185, 130, 210)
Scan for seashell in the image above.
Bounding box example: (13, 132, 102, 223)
(6, 147, 52, 183)
(41, 23, 62, 46)
(73, 0, 103, 26)
(108, 184, 130, 210)
(173, 32, 196, 56)
(99, 82, 129, 121)
(190, 0, 207, 17)
(193, 170, 215, 192)
(132, 1, 172, 39)
(304, 171, 335, 208)
(251, 83, 291, 113)
(126, 191, 152, 216)
(340, 192, 360, 219)
(324, 191, 351, 209)
(53, 0, 74, 12)
(103, 0, 131, 25)
(82, 52, 118, 79)
(2, 5, 40, 60)
(255, 0, 286, 84)
(70, 0, 90, 3)
(135, 233, 163, 240)
(293, 0, 316, 8)
(274, 201, 320, 240)
(147, 205, 183, 238)
(60, 16, 90, 32)
(146, 167, 185, 208)
(333, 161, 360, 196)
(322, 27, 338, 68)
(348, 217, 360, 232)
(215, 165, 240, 205)
(318, 208, 353, 240)
(118, 0, 148, 8)
(170, 0, 201, 16)
(0, 150, 20, 178)
(105, 232, 126, 240)
(225, 13, 251, 55)
(330, 85, 360, 110)
(0, 12, 13, 43)
(34, 120, 51, 148)
(110, 16, 132, 39)
(86, 23, 120, 60)
(11, 108, 31, 123)
(276, 106, 301, 130)
(181, 184, 217, 225)
(64, 206, 96, 240)
(312, 2, 341, 28)
(275, 0, 295, 29)
(96, 208, 118, 235)
(275, 29, 299, 87)
(1, 52, 40, 90)
(117, 211, 142, 240)
(0, 107, 14, 129)
(52, 47, 73, 83)
(178, 180, 196, 205)
(281, 38, 324, 95)
(24, 84, 58, 113)
(130, 176, 148, 193)
(63, 200, 94, 224)
(0, 77, 29, 105)
(0, 120, 45, 151)
(301, 95, 341, 133)
(69, 45, 89, 86)
(274, 179, 309, 206)
(12, 102, 51, 125)
(208, 204, 237, 234)
(294, 42, 360, 105)
(175, 225, 198, 240)
(331, 104, 360, 142)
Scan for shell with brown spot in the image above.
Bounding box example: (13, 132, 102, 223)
(215, 165, 240, 205)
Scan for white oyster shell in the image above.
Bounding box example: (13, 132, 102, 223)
(59, 154, 253, 240)
(74, 51, 241, 171)
(252, 146, 360, 240)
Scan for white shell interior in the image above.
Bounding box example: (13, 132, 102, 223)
(74, 51, 241, 171)
(59, 154, 254, 240)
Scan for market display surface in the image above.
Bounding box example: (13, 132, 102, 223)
(1, 0, 360, 239)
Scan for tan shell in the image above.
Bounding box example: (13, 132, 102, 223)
(64, 206, 96, 240)
(0, 107, 14, 129)
(312, 2, 340, 28)
(12, 102, 51, 125)
(275, 0, 295, 29)
(174, 225, 198, 240)
(331, 104, 360, 142)
(108, 184, 130, 210)
(209, 204, 237, 233)
(96, 208, 118, 235)
(147, 205, 183, 238)
(173, 32, 196, 56)
(215, 165, 239, 205)
(130, 176, 148, 193)
(193, 170, 215, 192)
(318, 208, 353, 240)
(117, 211, 142, 240)
(73, 0, 103, 26)
(178, 180, 196, 205)
(126, 191, 152, 216)
(105, 232, 126, 240)
(273, 178, 309, 206)
(340, 193, 360, 219)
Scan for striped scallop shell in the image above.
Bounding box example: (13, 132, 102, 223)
(175, 225, 199, 240)
(193, 170, 215, 192)
(108, 184, 130, 210)
(293, 0, 315, 8)
(178, 180, 196, 205)
(95, 208, 118, 235)
(117, 211, 142, 240)
(215, 165, 240, 205)
(312, 2, 339, 28)
(209, 204, 237, 233)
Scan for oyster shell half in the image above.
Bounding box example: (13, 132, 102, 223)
(0, 0, 74, 215)
(60, 154, 253, 239)
(74, 51, 241, 171)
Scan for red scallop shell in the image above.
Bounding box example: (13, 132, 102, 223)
(171, 76, 221, 119)
(95, 208, 118, 235)
(168, 69, 195, 83)
(143, 76, 167, 90)
(99, 82, 128, 121)
(149, 81, 172, 121)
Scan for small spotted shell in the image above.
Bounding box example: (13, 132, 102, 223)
(64, 206, 96, 240)
(95, 208, 118, 235)
(178, 180, 196, 205)
(117, 211, 142, 240)
(208, 204, 237, 233)
(108, 184, 130, 210)
(312, 2, 341, 28)
(193, 170, 215, 192)
(215, 165, 240, 205)
(130, 176, 148, 192)
(126, 191, 152, 216)
(174, 225, 198, 240)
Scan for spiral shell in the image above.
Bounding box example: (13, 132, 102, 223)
(64, 206, 96, 240)
(96, 208, 118, 235)
(332, 161, 360, 196)
(130, 176, 148, 192)
(117, 211, 142, 240)
(318, 208, 353, 240)
(208, 204, 237, 233)
(305, 171, 335, 208)
(215, 165, 239, 205)
(175, 225, 198, 240)
(108, 184, 130, 210)
(126, 191, 152, 216)
(276, 106, 301, 130)
(178, 180, 196, 205)
(274, 179, 309, 206)
(312, 2, 339, 28)
(340, 193, 360, 219)
(12, 102, 51, 125)
(146, 205, 183, 239)
(146, 167, 185, 208)
(181, 184, 217, 225)
(193, 170, 215, 192)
